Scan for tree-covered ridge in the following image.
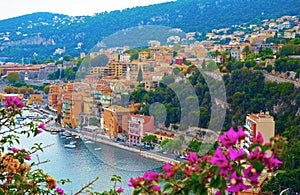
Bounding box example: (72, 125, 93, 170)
(0, 0, 299, 61)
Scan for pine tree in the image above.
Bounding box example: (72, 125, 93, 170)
(137, 68, 143, 83)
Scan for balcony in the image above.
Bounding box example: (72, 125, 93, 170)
(244, 123, 252, 131)
(63, 105, 70, 109)
(129, 130, 140, 136)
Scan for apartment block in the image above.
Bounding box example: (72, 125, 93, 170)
(243, 112, 275, 151)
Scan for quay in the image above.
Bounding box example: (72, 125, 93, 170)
(63, 129, 180, 164)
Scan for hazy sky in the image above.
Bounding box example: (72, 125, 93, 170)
(0, 0, 173, 20)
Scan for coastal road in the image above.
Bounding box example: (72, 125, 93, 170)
(64, 128, 184, 163)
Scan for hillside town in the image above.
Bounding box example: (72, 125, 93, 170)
(0, 15, 299, 142)
(0, 6, 299, 194)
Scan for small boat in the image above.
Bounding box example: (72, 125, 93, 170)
(85, 140, 94, 144)
(69, 141, 77, 145)
(64, 144, 76, 149)
(94, 147, 102, 151)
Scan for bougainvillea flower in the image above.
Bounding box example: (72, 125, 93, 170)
(25, 155, 31, 161)
(227, 171, 250, 192)
(218, 127, 238, 148)
(117, 187, 124, 193)
(215, 191, 221, 195)
(143, 171, 160, 181)
(151, 185, 161, 191)
(220, 163, 233, 177)
(237, 127, 246, 140)
(39, 123, 46, 130)
(210, 147, 229, 167)
(263, 154, 283, 169)
(11, 147, 19, 153)
(162, 163, 174, 178)
(249, 147, 265, 161)
(55, 187, 64, 195)
(242, 164, 260, 185)
(252, 132, 264, 144)
(186, 151, 200, 164)
(228, 148, 245, 161)
(128, 177, 144, 187)
(5, 97, 25, 109)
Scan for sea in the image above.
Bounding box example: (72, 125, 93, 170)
(15, 131, 163, 195)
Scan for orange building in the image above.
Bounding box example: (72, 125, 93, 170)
(47, 84, 62, 107)
(61, 92, 85, 128)
(103, 105, 131, 138)
(28, 94, 43, 105)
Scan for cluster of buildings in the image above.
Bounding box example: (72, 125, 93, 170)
(46, 75, 176, 146)
(0, 15, 287, 149)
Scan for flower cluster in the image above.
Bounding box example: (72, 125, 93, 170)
(4, 96, 25, 110)
(0, 97, 67, 195)
(128, 127, 285, 195)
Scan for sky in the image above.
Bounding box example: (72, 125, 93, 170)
(0, 0, 174, 20)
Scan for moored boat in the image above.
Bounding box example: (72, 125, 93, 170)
(64, 144, 76, 149)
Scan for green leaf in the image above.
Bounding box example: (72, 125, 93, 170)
(14, 174, 23, 181)
(252, 161, 264, 172)
(210, 174, 221, 188)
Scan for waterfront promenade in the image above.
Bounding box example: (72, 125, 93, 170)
(63, 128, 181, 164)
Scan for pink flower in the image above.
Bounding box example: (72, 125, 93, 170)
(186, 151, 200, 164)
(117, 187, 124, 193)
(184, 164, 198, 176)
(5, 97, 24, 109)
(55, 187, 64, 195)
(162, 163, 174, 179)
(218, 127, 238, 148)
(143, 171, 160, 181)
(39, 123, 46, 130)
(219, 164, 233, 177)
(11, 147, 19, 153)
(249, 147, 265, 161)
(228, 148, 245, 161)
(25, 155, 31, 161)
(237, 127, 246, 140)
(242, 164, 260, 185)
(128, 177, 144, 188)
(252, 132, 264, 144)
(37, 129, 43, 134)
(215, 191, 221, 195)
(227, 171, 250, 192)
(151, 185, 161, 191)
(263, 154, 283, 169)
(210, 147, 229, 167)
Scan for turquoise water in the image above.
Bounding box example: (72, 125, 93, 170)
(17, 132, 163, 194)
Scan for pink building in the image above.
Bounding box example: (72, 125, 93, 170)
(128, 115, 154, 146)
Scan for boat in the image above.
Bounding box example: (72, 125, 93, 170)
(94, 147, 102, 151)
(64, 144, 76, 149)
(69, 141, 77, 145)
(84, 140, 94, 144)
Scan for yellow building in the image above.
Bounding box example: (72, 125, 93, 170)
(138, 51, 150, 62)
(28, 94, 43, 105)
(145, 131, 176, 144)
